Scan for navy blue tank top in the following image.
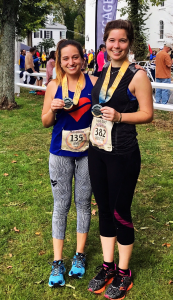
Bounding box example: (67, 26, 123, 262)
(50, 73, 93, 157)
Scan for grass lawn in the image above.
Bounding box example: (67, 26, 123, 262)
(0, 88, 173, 300)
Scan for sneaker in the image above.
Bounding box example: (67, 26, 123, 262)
(69, 253, 86, 279)
(88, 264, 116, 294)
(48, 260, 66, 287)
(104, 270, 133, 300)
(29, 90, 36, 94)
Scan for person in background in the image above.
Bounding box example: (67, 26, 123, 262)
(87, 50, 94, 74)
(155, 43, 172, 104)
(91, 49, 95, 59)
(20, 49, 26, 71)
(33, 52, 43, 88)
(46, 52, 49, 64)
(36, 49, 40, 58)
(46, 50, 56, 84)
(104, 50, 108, 63)
(41, 51, 47, 68)
(97, 44, 106, 77)
(150, 50, 157, 61)
(83, 49, 88, 68)
(25, 47, 37, 88)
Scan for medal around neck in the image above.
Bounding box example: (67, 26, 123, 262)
(92, 104, 103, 117)
(64, 97, 73, 110)
(62, 73, 84, 109)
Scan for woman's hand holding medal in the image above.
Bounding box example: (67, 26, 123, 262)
(50, 98, 65, 113)
(101, 106, 121, 123)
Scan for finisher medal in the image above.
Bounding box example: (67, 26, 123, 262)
(92, 104, 103, 117)
(62, 73, 84, 109)
(64, 97, 73, 110)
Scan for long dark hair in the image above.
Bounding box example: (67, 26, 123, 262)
(48, 50, 55, 61)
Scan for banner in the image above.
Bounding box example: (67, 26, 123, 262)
(95, 0, 118, 51)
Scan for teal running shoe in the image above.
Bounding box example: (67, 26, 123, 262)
(29, 90, 36, 94)
(48, 260, 66, 287)
(69, 253, 86, 279)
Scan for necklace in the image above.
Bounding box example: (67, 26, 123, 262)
(111, 70, 119, 75)
(99, 59, 129, 104)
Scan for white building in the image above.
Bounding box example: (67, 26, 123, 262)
(145, 0, 173, 49)
(33, 22, 67, 53)
(85, 0, 173, 51)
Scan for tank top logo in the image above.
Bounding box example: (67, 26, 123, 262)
(68, 97, 91, 122)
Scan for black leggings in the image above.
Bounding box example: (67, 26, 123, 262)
(88, 145, 141, 245)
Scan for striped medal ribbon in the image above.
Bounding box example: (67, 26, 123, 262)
(62, 72, 84, 109)
(99, 59, 130, 104)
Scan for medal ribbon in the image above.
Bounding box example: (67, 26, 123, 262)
(62, 72, 84, 105)
(99, 59, 129, 104)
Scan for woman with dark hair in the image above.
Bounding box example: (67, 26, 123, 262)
(88, 19, 153, 299)
(97, 44, 106, 77)
(46, 50, 56, 84)
(42, 39, 97, 288)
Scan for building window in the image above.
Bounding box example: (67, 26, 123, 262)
(161, 1, 164, 6)
(60, 31, 66, 39)
(160, 20, 164, 39)
(44, 31, 53, 39)
(34, 31, 39, 38)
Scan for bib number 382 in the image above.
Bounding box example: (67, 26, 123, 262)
(90, 117, 113, 152)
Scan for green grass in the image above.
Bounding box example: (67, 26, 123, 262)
(0, 89, 173, 299)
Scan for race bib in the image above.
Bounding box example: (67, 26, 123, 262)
(61, 127, 90, 152)
(90, 117, 113, 152)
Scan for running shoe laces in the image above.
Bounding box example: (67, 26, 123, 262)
(104, 270, 133, 299)
(72, 253, 85, 268)
(88, 264, 116, 294)
(50, 261, 65, 276)
(48, 260, 66, 287)
(68, 253, 86, 279)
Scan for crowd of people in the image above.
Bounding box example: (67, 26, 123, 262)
(41, 19, 154, 300)
(19, 47, 56, 93)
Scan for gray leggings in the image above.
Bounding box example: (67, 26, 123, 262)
(49, 153, 92, 239)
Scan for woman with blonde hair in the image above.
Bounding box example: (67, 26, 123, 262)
(42, 39, 97, 288)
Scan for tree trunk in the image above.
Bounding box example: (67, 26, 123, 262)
(0, 0, 19, 109)
(64, 8, 78, 40)
(27, 31, 32, 47)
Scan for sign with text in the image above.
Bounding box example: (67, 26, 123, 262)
(96, 0, 118, 51)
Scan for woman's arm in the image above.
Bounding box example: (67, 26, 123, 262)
(42, 80, 65, 128)
(51, 61, 55, 68)
(101, 70, 153, 124)
(89, 75, 98, 86)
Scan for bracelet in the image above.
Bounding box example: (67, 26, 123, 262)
(116, 112, 122, 123)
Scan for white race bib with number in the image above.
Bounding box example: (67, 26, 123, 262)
(61, 127, 90, 152)
(90, 117, 113, 152)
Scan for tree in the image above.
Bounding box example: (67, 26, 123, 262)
(0, 0, 51, 109)
(120, 0, 166, 60)
(37, 38, 56, 53)
(52, 0, 85, 40)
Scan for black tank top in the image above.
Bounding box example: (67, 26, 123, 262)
(91, 63, 139, 155)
